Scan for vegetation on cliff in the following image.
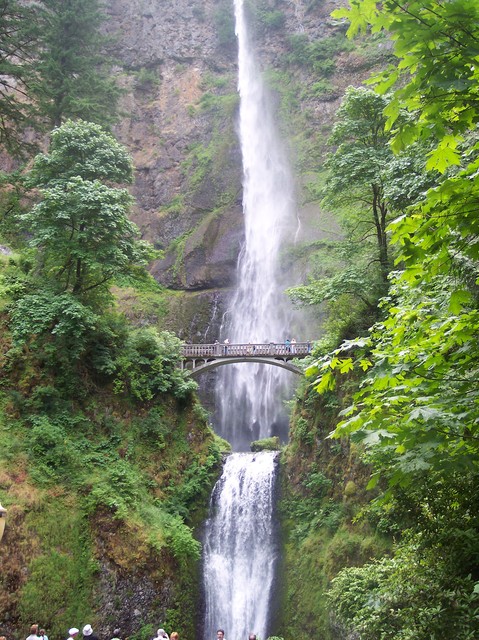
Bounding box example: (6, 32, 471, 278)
(2, 1, 479, 639)
(282, 1, 479, 639)
(0, 106, 221, 640)
(0, 18, 222, 637)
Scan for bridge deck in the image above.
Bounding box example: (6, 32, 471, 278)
(181, 341, 311, 359)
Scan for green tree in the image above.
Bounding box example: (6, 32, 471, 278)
(323, 87, 397, 284)
(0, 0, 39, 155)
(306, 6, 479, 635)
(311, 0, 479, 488)
(31, 0, 120, 127)
(287, 88, 433, 343)
(23, 120, 151, 301)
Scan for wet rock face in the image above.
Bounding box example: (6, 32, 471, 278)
(105, 0, 243, 332)
(105, 0, 223, 68)
(150, 204, 243, 290)
(103, 0, 375, 341)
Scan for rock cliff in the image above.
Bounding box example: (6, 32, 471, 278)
(104, 0, 390, 339)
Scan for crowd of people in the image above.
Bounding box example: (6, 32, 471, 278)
(1, 624, 258, 640)
(0, 625, 182, 640)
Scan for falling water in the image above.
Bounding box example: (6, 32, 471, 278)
(202, 1, 300, 638)
(214, 0, 299, 451)
(202, 452, 280, 640)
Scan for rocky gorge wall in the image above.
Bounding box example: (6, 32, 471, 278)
(104, 0, 391, 341)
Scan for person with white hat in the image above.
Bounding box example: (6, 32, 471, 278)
(82, 626, 99, 640)
(67, 629, 79, 640)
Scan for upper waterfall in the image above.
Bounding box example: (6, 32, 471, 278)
(215, 0, 300, 451)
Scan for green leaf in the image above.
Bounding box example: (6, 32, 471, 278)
(449, 290, 472, 314)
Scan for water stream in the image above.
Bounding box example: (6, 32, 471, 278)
(214, 0, 299, 451)
(202, 0, 300, 637)
(202, 452, 280, 640)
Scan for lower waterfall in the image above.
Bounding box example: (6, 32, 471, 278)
(202, 452, 280, 640)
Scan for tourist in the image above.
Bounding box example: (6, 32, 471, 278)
(82, 625, 99, 640)
(155, 630, 169, 640)
(223, 338, 230, 355)
(26, 626, 40, 640)
(248, 635, 257, 640)
(291, 337, 297, 353)
(216, 630, 225, 640)
(285, 338, 291, 353)
(39, 629, 49, 640)
(67, 629, 80, 640)
(170, 633, 179, 640)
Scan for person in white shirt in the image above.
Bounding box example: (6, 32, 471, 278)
(26, 625, 40, 640)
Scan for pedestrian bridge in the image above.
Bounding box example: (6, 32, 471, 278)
(180, 342, 312, 377)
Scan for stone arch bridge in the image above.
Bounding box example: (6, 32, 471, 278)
(180, 342, 312, 378)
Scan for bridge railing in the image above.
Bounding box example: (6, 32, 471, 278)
(181, 342, 311, 358)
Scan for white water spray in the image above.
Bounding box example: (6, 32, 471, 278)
(202, 452, 280, 640)
(215, 0, 299, 450)
(202, 1, 301, 637)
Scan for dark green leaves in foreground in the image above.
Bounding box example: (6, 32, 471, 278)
(314, 0, 479, 489)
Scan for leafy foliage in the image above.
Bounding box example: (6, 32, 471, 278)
(113, 328, 197, 402)
(312, 0, 479, 491)
(10, 290, 97, 358)
(288, 86, 437, 351)
(28, 119, 133, 186)
(31, 0, 121, 127)
(328, 539, 479, 640)
(23, 120, 151, 300)
(286, 33, 353, 75)
(308, 2, 479, 638)
(332, 0, 479, 169)
(323, 87, 433, 282)
(0, 1, 39, 155)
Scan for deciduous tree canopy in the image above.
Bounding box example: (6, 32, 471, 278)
(23, 120, 151, 300)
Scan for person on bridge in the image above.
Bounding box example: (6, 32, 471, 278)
(223, 338, 230, 355)
(291, 337, 297, 353)
(285, 338, 291, 353)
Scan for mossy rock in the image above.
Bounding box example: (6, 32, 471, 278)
(250, 436, 281, 452)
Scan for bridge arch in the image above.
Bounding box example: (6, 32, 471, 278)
(184, 356, 303, 378)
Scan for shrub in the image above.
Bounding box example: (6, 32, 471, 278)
(214, 6, 235, 47)
(251, 436, 281, 451)
(86, 460, 145, 517)
(327, 541, 479, 640)
(113, 328, 197, 402)
(287, 33, 352, 74)
(28, 416, 77, 482)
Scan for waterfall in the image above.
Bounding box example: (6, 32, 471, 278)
(214, 0, 299, 451)
(202, 1, 300, 637)
(202, 452, 280, 640)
